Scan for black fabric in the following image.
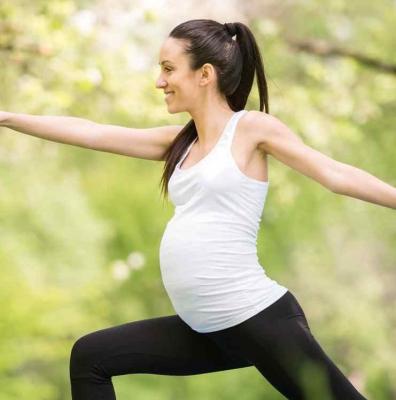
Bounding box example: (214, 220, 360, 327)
(69, 291, 367, 399)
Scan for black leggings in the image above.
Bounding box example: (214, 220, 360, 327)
(69, 290, 367, 399)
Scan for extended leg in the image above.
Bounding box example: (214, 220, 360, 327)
(204, 291, 367, 400)
(69, 314, 252, 400)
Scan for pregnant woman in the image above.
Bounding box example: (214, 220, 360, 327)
(2, 18, 394, 400)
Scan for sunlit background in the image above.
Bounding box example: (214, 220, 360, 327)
(0, 0, 395, 398)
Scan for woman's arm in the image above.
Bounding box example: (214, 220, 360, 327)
(251, 111, 396, 210)
(0, 110, 183, 161)
(330, 163, 396, 210)
(0, 111, 99, 149)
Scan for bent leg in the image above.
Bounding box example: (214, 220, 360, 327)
(69, 314, 252, 400)
(204, 291, 367, 400)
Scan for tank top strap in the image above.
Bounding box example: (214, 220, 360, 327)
(222, 110, 248, 149)
(177, 137, 198, 167)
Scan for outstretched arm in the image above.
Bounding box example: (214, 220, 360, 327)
(0, 110, 100, 149)
(0, 110, 183, 161)
(251, 112, 396, 210)
(328, 163, 396, 209)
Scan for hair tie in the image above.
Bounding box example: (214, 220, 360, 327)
(224, 22, 237, 37)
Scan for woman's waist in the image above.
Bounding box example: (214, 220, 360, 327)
(160, 232, 258, 259)
(164, 217, 259, 239)
(161, 263, 270, 291)
(173, 207, 261, 226)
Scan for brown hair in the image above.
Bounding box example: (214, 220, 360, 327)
(159, 19, 269, 202)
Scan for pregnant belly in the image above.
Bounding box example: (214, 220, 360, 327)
(159, 220, 260, 296)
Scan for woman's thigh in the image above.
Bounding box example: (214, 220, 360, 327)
(204, 291, 367, 400)
(70, 313, 252, 380)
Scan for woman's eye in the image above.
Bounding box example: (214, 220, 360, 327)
(165, 68, 172, 72)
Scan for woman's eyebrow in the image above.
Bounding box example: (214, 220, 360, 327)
(158, 60, 174, 65)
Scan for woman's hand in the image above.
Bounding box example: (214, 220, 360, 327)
(0, 111, 11, 126)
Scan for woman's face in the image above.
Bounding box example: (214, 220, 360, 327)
(156, 37, 211, 114)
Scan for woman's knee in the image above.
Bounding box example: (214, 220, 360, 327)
(70, 333, 105, 379)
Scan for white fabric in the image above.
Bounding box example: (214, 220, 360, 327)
(159, 109, 288, 333)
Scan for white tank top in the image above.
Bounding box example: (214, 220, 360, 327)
(159, 109, 288, 333)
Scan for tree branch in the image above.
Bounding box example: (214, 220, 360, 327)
(284, 36, 396, 75)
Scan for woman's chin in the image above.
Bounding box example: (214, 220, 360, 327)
(166, 104, 179, 113)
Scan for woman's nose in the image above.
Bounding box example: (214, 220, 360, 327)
(156, 76, 166, 89)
